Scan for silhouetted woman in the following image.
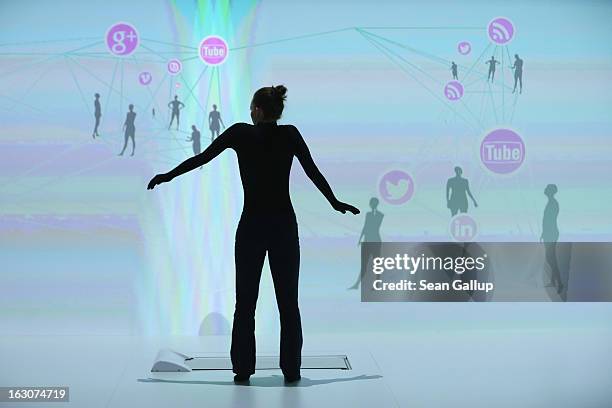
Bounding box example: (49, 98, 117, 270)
(446, 166, 477, 216)
(511, 54, 524, 94)
(167, 95, 184, 130)
(92, 93, 101, 139)
(209, 104, 225, 142)
(119, 104, 136, 156)
(187, 125, 202, 169)
(541, 184, 562, 294)
(486, 56, 499, 82)
(350, 197, 383, 289)
(147, 85, 359, 384)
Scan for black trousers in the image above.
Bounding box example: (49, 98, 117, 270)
(231, 211, 302, 377)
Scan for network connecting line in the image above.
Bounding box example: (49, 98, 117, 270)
(0, 20, 530, 241)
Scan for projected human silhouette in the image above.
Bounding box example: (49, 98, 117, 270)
(118, 104, 136, 156)
(147, 85, 359, 384)
(167, 95, 184, 130)
(451, 62, 458, 80)
(486, 56, 500, 82)
(446, 166, 478, 216)
(349, 197, 383, 290)
(541, 184, 562, 294)
(152, 108, 156, 118)
(92, 93, 101, 138)
(511, 54, 524, 94)
(209, 104, 225, 142)
(187, 125, 202, 169)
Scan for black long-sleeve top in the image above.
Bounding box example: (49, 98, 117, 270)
(166, 122, 339, 215)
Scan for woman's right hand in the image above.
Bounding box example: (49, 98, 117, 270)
(147, 173, 171, 190)
(332, 200, 360, 215)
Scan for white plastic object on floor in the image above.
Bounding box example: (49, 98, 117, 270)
(151, 348, 192, 372)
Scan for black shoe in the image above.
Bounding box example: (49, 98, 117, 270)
(233, 374, 250, 383)
(284, 374, 301, 383)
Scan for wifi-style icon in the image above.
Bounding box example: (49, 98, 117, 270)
(444, 81, 464, 101)
(488, 17, 515, 45)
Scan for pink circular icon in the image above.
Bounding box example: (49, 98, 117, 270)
(487, 17, 515, 45)
(480, 128, 525, 174)
(138, 71, 152, 86)
(167, 59, 182, 76)
(379, 170, 414, 205)
(106, 22, 139, 56)
(199, 36, 229, 65)
(457, 41, 471, 55)
(444, 81, 464, 101)
(450, 214, 478, 242)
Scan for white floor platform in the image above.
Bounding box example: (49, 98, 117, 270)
(1, 328, 611, 407)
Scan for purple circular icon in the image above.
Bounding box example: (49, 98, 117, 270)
(444, 81, 464, 101)
(457, 41, 471, 55)
(480, 128, 525, 174)
(138, 71, 152, 86)
(379, 170, 414, 205)
(106, 22, 139, 56)
(450, 214, 478, 242)
(167, 59, 182, 76)
(199, 36, 228, 65)
(487, 17, 515, 45)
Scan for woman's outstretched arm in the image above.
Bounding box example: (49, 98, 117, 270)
(147, 124, 238, 190)
(291, 125, 359, 215)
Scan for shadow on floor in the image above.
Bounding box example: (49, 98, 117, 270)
(138, 374, 382, 388)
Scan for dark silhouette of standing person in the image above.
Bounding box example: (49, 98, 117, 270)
(119, 104, 136, 156)
(541, 184, 562, 294)
(209, 104, 225, 142)
(147, 85, 359, 384)
(485, 56, 500, 82)
(511, 54, 524, 94)
(451, 62, 458, 80)
(92, 93, 101, 138)
(167, 95, 184, 130)
(446, 166, 478, 216)
(152, 108, 156, 118)
(349, 197, 383, 290)
(187, 125, 202, 169)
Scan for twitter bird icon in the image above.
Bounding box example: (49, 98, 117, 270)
(379, 170, 414, 205)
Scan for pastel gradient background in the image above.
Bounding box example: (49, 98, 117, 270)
(1, 0, 611, 342)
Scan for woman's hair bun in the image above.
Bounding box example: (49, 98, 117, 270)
(272, 85, 287, 99)
(252, 85, 288, 121)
